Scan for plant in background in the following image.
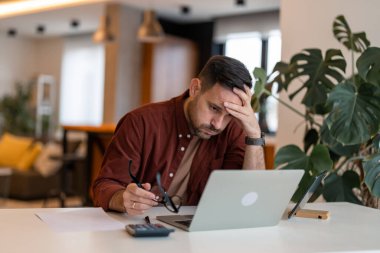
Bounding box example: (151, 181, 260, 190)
(253, 15, 380, 207)
(0, 82, 35, 136)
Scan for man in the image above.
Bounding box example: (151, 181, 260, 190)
(93, 55, 265, 215)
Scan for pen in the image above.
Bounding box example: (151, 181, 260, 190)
(128, 159, 143, 188)
(128, 159, 158, 202)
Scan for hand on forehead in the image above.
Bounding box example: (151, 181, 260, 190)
(215, 83, 248, 107)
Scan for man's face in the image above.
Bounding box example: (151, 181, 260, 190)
(186, 80, 243, 140)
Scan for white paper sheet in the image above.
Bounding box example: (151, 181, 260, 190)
(35, 208, 124, 233)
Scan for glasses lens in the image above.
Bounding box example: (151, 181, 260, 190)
(164, 195, 182, 213)
(171, 196, 182, 207)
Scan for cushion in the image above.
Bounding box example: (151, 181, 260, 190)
(16, 142, 43, 171)
(33, 142, 63, 177)
(0, 133, 33, 168)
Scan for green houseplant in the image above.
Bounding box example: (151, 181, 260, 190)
(253, 15, 380, 207)
(0, 82, 35, 137)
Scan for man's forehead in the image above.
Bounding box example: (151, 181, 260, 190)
(205, 83, 243, 106)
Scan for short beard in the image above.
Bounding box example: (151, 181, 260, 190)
(187, 99, 221, 140)
(194, 125, 221, 140)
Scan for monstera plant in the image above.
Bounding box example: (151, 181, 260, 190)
(253, 15, 380, 207)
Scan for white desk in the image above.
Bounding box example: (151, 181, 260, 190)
(0, 202, 379, 253)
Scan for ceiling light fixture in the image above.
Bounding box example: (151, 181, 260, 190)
(92, 15, 114, 43)
(180, 5, 191, 15)
(36, 25, 45, 34)
(7, 28, 17, 37)
(235, 0, 245, 6)
(137, 10, 164, 43)
(70, 19, 80, 28)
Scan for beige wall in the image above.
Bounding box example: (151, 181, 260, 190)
(0, 33, 37, 96)
(34, 38, 64, 128)
(0, 34, 63, 133)
(277, 0, 380, 150)
(114, 4, 142, 120)
(102, 4, 142, 123)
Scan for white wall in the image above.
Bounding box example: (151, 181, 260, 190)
(277, 0, 380, 150)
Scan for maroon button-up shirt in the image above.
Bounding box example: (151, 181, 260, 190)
(92, 91, 246, 210)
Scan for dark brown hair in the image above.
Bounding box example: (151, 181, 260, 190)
(198, 55, 252, 92)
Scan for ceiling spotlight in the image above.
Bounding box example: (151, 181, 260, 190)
(70, 19, 80, 28)
(7, 28, 17, 37)
(235, 0, 245, 6)
(180, 5, 191, 15)
(36, 25, 45, 34)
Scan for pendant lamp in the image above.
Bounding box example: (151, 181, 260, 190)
(137, 10, 164, 43)
(93, 15, 114, 43)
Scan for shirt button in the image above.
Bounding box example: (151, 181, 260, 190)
(180, 147, 185, 151)
(187, 134, 191, 138)
(169, 173, 174, 178)
(179, 134, 182, 138)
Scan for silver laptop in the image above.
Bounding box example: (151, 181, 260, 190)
(156, 169, 304, 232)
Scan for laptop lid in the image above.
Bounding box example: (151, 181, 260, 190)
(157, 169, 304, 232)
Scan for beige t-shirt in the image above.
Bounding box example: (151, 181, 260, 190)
(167, 136, 200, 204)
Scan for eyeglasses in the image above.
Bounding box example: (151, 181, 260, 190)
(155, 172, 182, 213)
(128, 160, 182, 213)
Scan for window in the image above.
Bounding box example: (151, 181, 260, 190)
(224, 30, 281, 134)
(225, 32, 262, 79)
(59, 36, 104, 126)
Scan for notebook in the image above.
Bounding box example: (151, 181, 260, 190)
(156, 169, 304, 232)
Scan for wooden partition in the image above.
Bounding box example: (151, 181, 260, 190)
(140, 35, 198, 104)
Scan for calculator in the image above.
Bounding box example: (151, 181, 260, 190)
(125, 223, 175, 237)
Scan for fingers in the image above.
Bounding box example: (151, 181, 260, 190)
(123, 183, 158, 215)
(232, 85, 252, 107)
(224, 101, 250, 116)
(224, 85, 261, 137)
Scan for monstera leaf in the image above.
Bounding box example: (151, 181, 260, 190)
(251, 68, 268, 112)
(304, 128, 319, 153)
(287, 49, 346, 113)
(374, 135, 380, 152)
(325, 81, 380, 145)
(333, 15, 370, 53)
(323, 171, 361, 204)
(320, 119, 360, 157)
(364, 153, 380, 197)
(267, 61, 297, 94)
(357, 47, 380, 86)
(275, 144, 333, 202)
(253, 67, 267, 98)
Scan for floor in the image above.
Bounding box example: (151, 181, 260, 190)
(0, 196, 83, 209)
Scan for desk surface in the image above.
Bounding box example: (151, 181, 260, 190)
(0, 202, 379, 253)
